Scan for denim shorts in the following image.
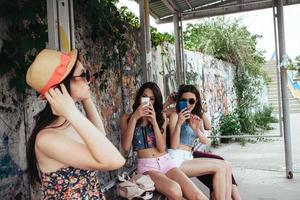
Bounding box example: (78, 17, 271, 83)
(137, 153, 177, 174)
(167, 149, 194, 167)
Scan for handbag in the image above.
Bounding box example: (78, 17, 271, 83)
(117, 172, 155, 200)
(130, 173, 155, 192)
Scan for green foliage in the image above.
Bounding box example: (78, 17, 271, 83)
(0, 0, 174, 93)
(254, 106, 278, 130)
(118, 6, 174, 47)
(235, 107, 256, 134)
(183, 17, 266, 78)
(287, 58, 296, 70)
(150, 27, 174, 48)
(295, 55, 300, 67)
(0, 0, 47, 93)
(218, 113, 241, 143)
(234, 69, 265, 133)
(79, 1, 174, 70)
(183, 17, 271, 135)
(119, 6, 140, 29)
(287, 55, 300, 75)
(76, 0, 129, 69)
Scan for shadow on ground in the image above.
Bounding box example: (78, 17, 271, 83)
(194, 113, 300, 200)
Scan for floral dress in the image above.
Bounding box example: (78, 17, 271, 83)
(40, 167, 105, 200)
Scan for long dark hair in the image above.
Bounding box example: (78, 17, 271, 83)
(176, 84, 203, 118)
(26, 64, 76, 186)
(131, 82, 164, 130)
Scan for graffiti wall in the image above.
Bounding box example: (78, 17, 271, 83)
(152, 43, 237, 128)
(0, 19, 30, 200)
(0, 7, 266, 200)
(73, 10, 141, 190)
(0, 20, 239, 199)
(0, 6, 141, 199)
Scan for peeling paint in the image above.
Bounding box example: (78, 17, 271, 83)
(151, 43, 238, 128)
(0, 6, 267, 200)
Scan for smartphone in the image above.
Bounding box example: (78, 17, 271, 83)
(179, 100, 188, 111)
(141, 97, 150, 107)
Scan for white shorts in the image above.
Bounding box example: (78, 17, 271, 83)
(167, 149, 194, 167)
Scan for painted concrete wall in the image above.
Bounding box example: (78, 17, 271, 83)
(0, 10, 141, 199)
(151, 43, 238, 127)
(0, 19, 30, 200)
(72, 11, 139, 190)
(0, 14, 268, 200)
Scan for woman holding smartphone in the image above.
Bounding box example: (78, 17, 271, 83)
(120, 82, 208, 200)
(168, 84, 232, 200)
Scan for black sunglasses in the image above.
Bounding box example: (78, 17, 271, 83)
(72, 70, 90, 82)
(180, 98, 197, 105)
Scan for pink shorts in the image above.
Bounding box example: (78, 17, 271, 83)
(137, 153, 177, 174)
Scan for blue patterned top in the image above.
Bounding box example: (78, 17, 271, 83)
(132, 126, 156, 151)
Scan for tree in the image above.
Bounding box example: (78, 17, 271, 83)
(183, 17, 268, 134)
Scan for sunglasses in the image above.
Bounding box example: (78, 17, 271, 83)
(180, 98, 197, 105)
(72, 70, 90, 82)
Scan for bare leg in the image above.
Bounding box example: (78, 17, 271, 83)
(211, 185, 240, 200)
(224, 161, 232, 200)
(166, 167, 208, 200)
(180, 158, 228, 200)
(209, 181, 240, 200)
(145, 170, 182, 200)
(231, 185, 241, 200)
(192, 151, 238, 197)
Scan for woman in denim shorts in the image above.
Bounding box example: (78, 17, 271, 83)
(120, 82, 208, 200)
(168, 84, 233, 200)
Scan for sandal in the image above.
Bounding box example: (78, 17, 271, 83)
(138, 191, 153, 200)
(118, 172, 131, 182)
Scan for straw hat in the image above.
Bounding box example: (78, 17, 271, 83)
(26, 49, 78, 96)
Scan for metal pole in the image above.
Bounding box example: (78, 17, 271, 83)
(46, 0, 75, 51)
(139, 0, 151, 82)
(46, 0, 59, 50)
(272, 2, 283, 137)
(69, 0, 75, 50)
(276, 0, 293, 179)
(208, 134, 282, 139)
(174, 12, 184, 86)
(179, 14, 185, 84)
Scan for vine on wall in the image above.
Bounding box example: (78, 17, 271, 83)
(0, 0, 47, 94)
(119, 5, 174, 48)
(183, 17, 275, 137)
(0, 0, 176, 94)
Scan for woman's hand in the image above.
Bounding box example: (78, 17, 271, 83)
(176, 108, 190, 126)
(162, 111, 167, 122)
(166, 92, 177, 105)
(132, 103, 149, 120)
(45, 84, 78, 118)
(147, 103, 158, 126)
(189, 115, 203, 132)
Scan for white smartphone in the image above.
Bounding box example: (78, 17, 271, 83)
(141, 97, 150, 107)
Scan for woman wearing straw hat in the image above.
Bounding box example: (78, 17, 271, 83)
(26, 49, 125, 199)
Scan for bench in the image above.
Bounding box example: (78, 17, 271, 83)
(101, 163, 167, 199)
(101, 128, 210, 199)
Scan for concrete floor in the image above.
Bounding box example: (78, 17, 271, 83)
(194, 113, 300, 200)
